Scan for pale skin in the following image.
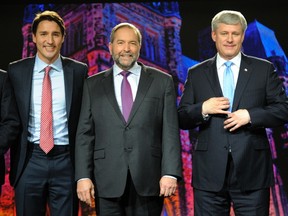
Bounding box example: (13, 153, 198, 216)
(32, 20, 64, 64)
(202, 23, 251, 132)
(77, 26, 177, 206)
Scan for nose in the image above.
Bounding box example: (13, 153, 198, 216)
(47, 34, 54, 43)
(227, 34, 233, 42)
(123, 43, 131, 51)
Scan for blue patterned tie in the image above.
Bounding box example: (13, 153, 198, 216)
(223, 61, 234, 111)
(120, 71, 133, 122)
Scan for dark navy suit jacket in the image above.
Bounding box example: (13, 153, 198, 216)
(8, 56, 87, 187)
(178, 53, 288, 192)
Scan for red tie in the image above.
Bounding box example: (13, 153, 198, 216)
(120, 71, 133, 122)
(40, 66, 54, 154)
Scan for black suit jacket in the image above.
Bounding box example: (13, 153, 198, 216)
(0, 69, 20, 190)
(178, 53, 288, 192)
(75, 62, 182, 197)
(8, 56, 88, 187)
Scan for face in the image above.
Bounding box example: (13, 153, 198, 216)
(211, 23, 244, 60)
(109, 27, 141, 71)
(32, 20, 65, 64)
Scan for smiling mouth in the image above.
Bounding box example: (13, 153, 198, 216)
(121, 53, 132, 58)
(45, 47, 56, 52)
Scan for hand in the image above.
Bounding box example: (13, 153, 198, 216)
(159, 176, 177, 197)
(77, 179, 95, 207)
(202, 97, 231, 115)
(224, 109, 251, 132)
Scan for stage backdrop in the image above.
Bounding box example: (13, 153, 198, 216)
(1, 2, 288, 216)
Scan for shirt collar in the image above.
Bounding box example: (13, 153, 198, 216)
(216, 52, 241, 69)
(113, 62, 141, 77)
(35, 54, 63, 73)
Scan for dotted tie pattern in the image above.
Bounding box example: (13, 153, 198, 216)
(40, 66, 54, 154)
(120, 71, 133, 122)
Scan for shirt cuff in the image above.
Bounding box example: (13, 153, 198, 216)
(163, 175, 177, 180)
(202, 113, 210, 121)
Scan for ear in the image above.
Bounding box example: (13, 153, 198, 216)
(32, 34, 36, 43)
(61, 34, 65, 44)
(108, 42, 113, 54)
(241, 34, 245, 43)
(211, 31, 216, 42)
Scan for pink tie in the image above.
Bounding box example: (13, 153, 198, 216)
(120, 71, 133, 122)
(40, 66, 54, 154)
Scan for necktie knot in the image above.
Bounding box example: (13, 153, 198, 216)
(45, 66, 52, 74)
(120, 71, 130, 78)
(224, 61, 233, 68)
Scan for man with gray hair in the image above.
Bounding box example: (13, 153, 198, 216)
(178, 10, 288, 215)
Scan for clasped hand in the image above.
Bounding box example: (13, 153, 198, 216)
(202, 97, 251, 131)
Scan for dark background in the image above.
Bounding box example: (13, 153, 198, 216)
(0, 1, 287, 70)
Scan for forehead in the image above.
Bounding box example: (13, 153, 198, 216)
(114, 27, 137, 38)
(216, 23, 242, 32)
(37, 20, 61, 32)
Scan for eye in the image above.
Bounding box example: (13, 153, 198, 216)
(233, 32, 241, 36)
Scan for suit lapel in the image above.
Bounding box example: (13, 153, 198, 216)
(232, 56, 252, 111)
(103, 69, 125, 122)
(127, 65, 153, 123)
(22, 59, 35, 127)
(62, 58, 73, 119)
(204, 55, 253, 111)
(205, 58, 223, 97)
(103, 65, 154, 124)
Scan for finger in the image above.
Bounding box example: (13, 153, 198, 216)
(165, 189, 173, 197)
(77, 192, 85, 201)
(230, 123, 240, 132)
(159, 188, 165, 196)
(91, 187, 95, 199)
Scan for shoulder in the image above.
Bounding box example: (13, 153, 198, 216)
(0, 69, 7, 80)
(61, 56, 88, 69)
(87, 68, 111, 81)
(242, 53, 273, 66)
(139, 62, 172, 79)
(9, 57, 35, 68)
(189, 58, 212, 71)
(186, 58, 214, 79)
(61, 57, 88, 79)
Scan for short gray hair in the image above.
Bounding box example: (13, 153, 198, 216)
(211, 10, 247, 33)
